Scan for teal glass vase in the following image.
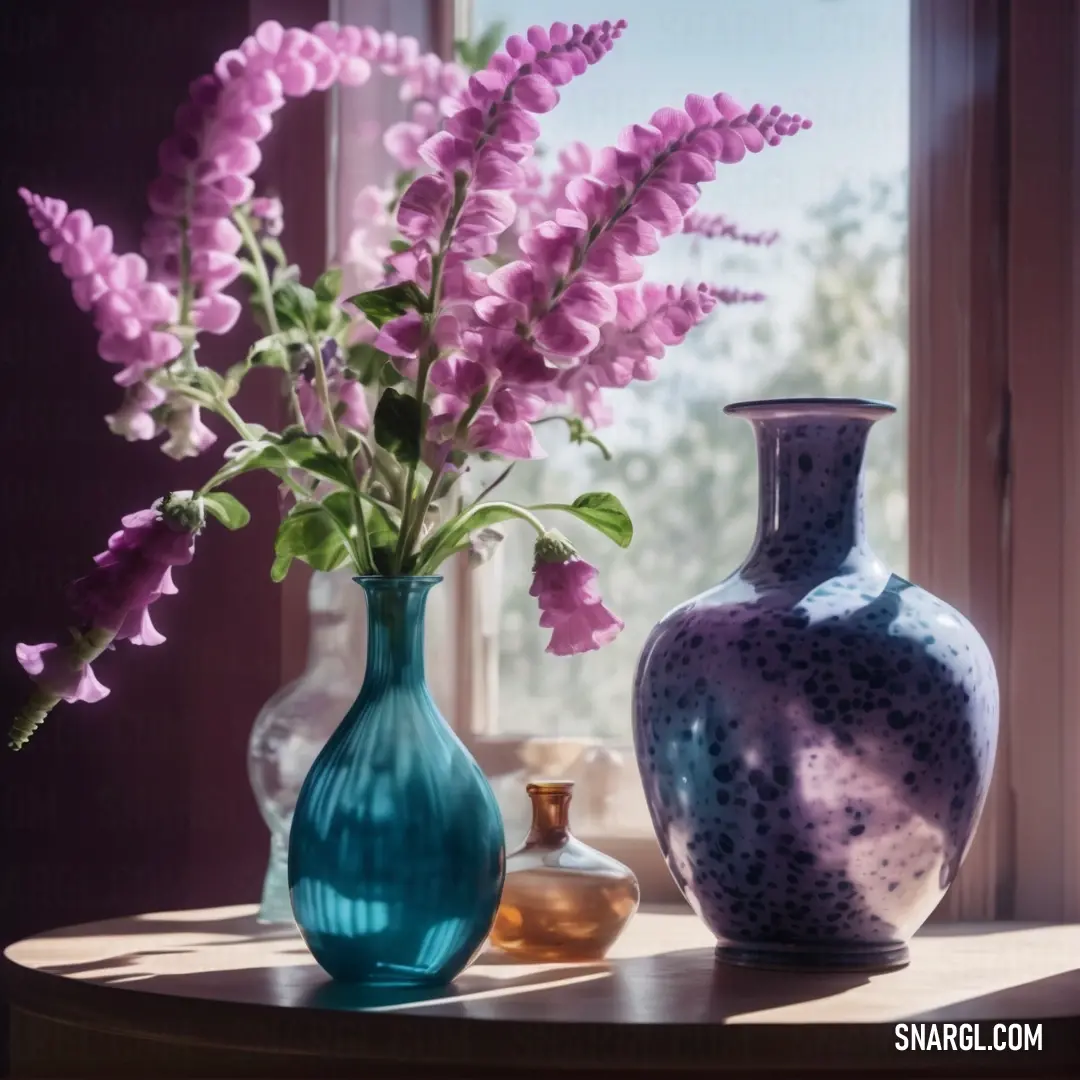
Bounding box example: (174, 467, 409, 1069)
(288, 575, 506, 985)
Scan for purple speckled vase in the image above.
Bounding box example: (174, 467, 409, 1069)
(632, 398, 999, 973)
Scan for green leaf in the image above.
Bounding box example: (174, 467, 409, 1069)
(472, 22, 507, 69)
(359, 493, 401, 552)
(389, 239, 412, 254)
(456, 22, 506, 71)
(454, 38, 474, 66)
(314, 300, 343, 335)
(245, 327, 308, 370)
(346, 282, 428, 327)
(262, 237, 287, 266)
(373, 388, 425, 467)
(190, 368, 226, 396)
(277, 432, 357, 488)
(274, 502, 349, 573)
(274, 281, 318, 330)
(201, 492, 250, 531)
(238, 258, 259, 286)
(532, 492, 634, 549)
(220, 440, 292, 477)
(344, 342, 388, 383)
(270, 552, 294, 582)
(314, 268, 343, 303)
(271, 262, 300, 289)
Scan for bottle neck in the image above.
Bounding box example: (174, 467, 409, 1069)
(744, 415, 875, 580)
(359, 577, 438, 690)
(304, 612, 354, 672)
(526, 783, 574, 845)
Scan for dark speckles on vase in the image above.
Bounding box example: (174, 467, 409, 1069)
(632, 398, 1000, 974)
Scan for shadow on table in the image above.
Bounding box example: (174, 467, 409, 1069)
(36, 911, 291, 941)
(28, 942, 873, 1024)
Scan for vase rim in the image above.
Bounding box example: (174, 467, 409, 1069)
(527, 780, 575, 793)
(724, 396, 897, 421)
(352, 574, 443, 587)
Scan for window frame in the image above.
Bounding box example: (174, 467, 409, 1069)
(327, 0, 1080, 916)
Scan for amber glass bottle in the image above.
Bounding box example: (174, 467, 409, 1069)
(490, 781, 640, 962)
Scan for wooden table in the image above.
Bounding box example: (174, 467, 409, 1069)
(4, 906, 1079, 1078)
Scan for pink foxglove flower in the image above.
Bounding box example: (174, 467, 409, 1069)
(250, 195, 284, 236)
(9, 496, 204, 749)
(20, 193, 183, 384)
(548, 281, 759, 426)
(530, 533, 624, 656)
(342, 185, 397, 294)
(68, 503, 199, 647)
(15, 643, 109, 705)
(477, 93, 809, 366)
(392, 19, 626, 279)
(161, 403, 218, 459)
(297, 341, 371, 435)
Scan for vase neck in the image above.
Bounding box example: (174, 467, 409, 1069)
(358, 577, 439, 690)
(304, 570, 359, 672)
(526, 782, 574, 845)
(745, 414, 876, 578)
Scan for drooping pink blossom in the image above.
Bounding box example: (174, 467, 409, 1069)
(530, 551, 623, 655)
(68, 505, 198, 648)
(161, 403, 218, 459)
(15, 643, 110, 705)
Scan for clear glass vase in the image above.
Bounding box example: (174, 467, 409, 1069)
(247, 569, 364, 924)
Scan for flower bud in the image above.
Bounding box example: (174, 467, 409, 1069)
(533, 528, 576, 564)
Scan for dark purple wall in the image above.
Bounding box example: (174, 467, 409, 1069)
(0, 0, 332, 957)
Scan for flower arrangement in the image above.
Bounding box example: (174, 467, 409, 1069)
(8, 18, 809, 750)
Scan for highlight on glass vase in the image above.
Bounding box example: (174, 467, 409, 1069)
(8, 13, 813, 985)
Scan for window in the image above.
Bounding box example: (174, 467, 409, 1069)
(445, 0, 911, 890)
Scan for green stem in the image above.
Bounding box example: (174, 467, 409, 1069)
(392, 347, 436, 573)
(174, 220, 199, 376)
(400, 463, 443, 569)
(414, 500, 546, 575)
(8, 627, 116, 750)
(169, 382, 308, 500)
(309, 332, 344, 453)
(351, 492, 377, 574)
(391, 177, 470, 574)
(233, 209, 305, 426)
(469, 463, 515, 509)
